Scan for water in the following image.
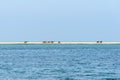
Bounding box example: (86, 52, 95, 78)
(0, 44, 120, 80)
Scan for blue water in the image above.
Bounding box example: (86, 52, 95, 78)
(0, 44, 120, 80)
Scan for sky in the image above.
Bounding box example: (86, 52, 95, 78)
(0, 0, 120, 41)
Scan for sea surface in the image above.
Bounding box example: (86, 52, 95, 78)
(0, 44, 120, 80)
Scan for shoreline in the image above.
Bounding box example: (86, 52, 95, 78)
(0, 42, 120, 44)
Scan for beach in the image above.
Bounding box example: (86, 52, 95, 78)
(0, 42, 120, 44)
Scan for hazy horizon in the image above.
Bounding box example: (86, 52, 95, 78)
(0, 0, 120, 41)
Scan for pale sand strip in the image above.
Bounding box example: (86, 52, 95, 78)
(0, 42, 120, 44)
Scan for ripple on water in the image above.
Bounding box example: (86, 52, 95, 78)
(0, 44, 120, 80)
(102, 78, 120, 80)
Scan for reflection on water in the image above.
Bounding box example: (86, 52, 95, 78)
(0, 44, 120, 80)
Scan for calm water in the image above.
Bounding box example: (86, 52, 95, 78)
(0, 44, 120, 80)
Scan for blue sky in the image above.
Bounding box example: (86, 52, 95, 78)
(0, 0, 120, 41)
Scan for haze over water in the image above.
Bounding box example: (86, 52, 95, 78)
(0, 44, 119, 80)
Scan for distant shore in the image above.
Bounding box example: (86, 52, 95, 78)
(0, 41, 120, 44)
